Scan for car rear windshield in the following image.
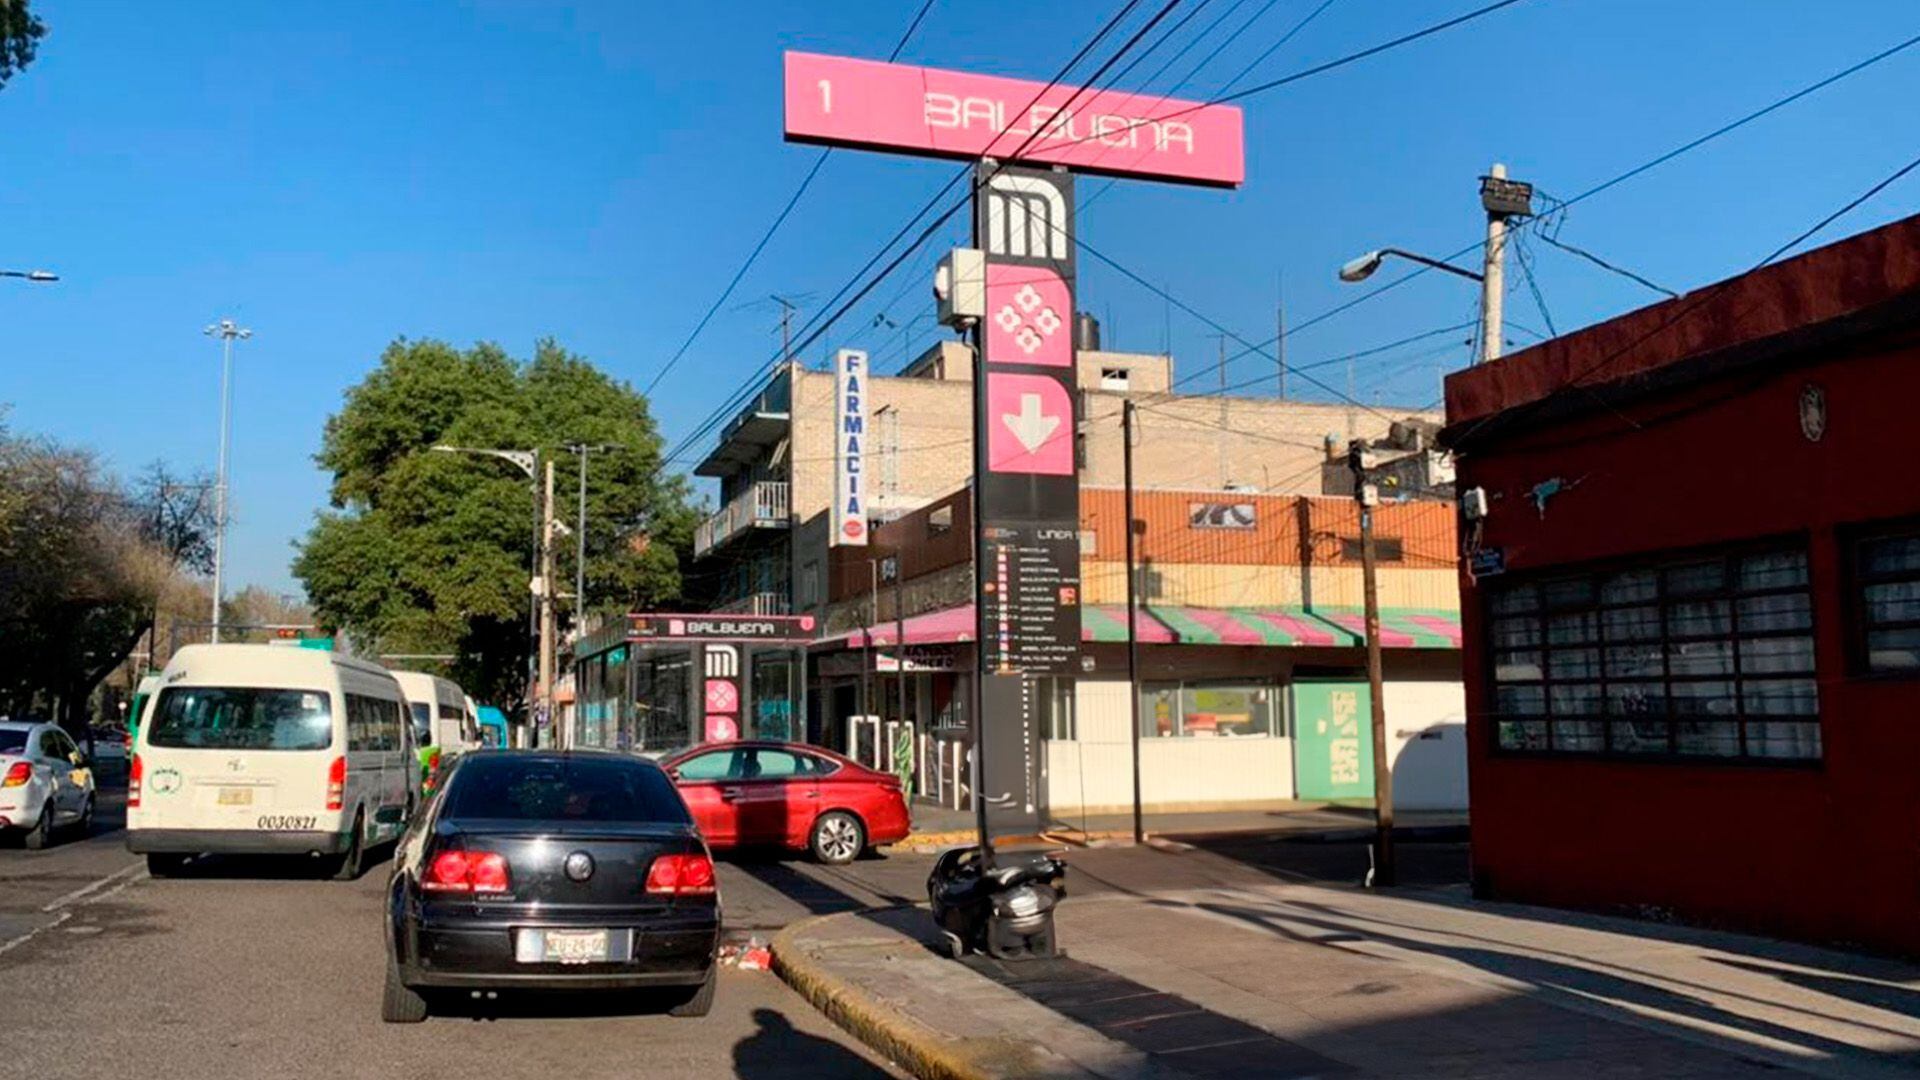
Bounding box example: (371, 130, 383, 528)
(0, 729, 28, 754)
(147, 687, 334, 751)
(443, 756, 690, 825)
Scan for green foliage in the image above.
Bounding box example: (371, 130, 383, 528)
(0, 0, 46, 90)
(294, 339, 696, 713)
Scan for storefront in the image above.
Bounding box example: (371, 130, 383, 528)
(808, 602, 1465, 816)
(1443, 213, 1920, 956)
(572, 613, 816, 755)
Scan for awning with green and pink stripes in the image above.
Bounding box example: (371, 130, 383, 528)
(817, 603, 1458, 650)
(1110, 605, 1460, 649)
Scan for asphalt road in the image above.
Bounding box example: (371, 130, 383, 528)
(0, 779, 905, 1080)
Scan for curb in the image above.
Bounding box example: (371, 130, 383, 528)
(770, 912, 1053, 1080)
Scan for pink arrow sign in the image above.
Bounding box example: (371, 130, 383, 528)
(987, 373, 1073, 475)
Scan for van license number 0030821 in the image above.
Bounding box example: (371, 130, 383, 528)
(256, 815, 317, 831)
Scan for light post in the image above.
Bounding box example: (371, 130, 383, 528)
(431, 445, 542, 740)
(0, 269, 58, 282)
(1337, 163, 1532, 366)
(204, 319, 252, 643)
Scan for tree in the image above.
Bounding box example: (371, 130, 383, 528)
(0, 419, 213, 730)
(294, 338, 696, 714)
(0, 0, 46, 90)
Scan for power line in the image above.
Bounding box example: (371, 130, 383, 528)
(1445, 147, 1920, 442)
(640, 0, 941, 396)
(1161, 27, 1920, 397)
(659, 0, 1171, 468)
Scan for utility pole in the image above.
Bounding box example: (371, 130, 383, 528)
(565, 443, 621, 635)
(1348, 441, 1394, 887)
(863, 560, 878, 722)
(1275, 275, 1288, 400)
(894, 543, 908, 777)
(1123, 401, 1145, 846)
(203, 318, 252, 644)
(541, 459, 559, 748)
(1480, 162, 1512, 366)
(1213, 333, 1230, 488)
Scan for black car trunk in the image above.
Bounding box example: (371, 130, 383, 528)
(430, 819, 705, 914)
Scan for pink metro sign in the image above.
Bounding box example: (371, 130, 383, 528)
(784, 51, 1244, 188)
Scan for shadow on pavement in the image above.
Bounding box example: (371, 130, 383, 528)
(1187, 894, 1920, 1073)
(160, 846, 396, 881)
(733, 1006, 895, 1079)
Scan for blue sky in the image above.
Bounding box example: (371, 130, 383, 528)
(4, 1, 1918, 596)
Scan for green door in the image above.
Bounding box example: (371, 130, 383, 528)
(1291, 681, 1374, 801)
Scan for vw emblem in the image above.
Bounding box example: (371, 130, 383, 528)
(563, 851, 595, 882)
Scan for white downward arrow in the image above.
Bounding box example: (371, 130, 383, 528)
(1002, 393, 1060, 453)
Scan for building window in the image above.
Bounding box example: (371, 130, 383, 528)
(1035, 677, 1075, 740)
(1852, 524, 1920, 673)
(1486, 545, 1820, 761)
(1341, 537, 1404, 562)
(1139, 680, 1279, 738)
(1100, 367, 1130, 391)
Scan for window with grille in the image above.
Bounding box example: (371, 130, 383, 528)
(1852, 525, 1920, 673)
(1486, 545, 1820, 761)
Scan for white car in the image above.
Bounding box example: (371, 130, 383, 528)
(0, 720, 98, 849)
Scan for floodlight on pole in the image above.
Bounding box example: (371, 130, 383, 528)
(204, 318, 253, 644)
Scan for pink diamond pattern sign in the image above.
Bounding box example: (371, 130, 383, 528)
(704, 679, 738, 713)
(986, 264, 1070, 368)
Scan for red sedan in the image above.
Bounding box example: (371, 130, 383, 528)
(660, 741, 910, 865)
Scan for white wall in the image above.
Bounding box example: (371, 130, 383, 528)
(1042, 677, 1297, 814)
(1382, 680, 1468, 811)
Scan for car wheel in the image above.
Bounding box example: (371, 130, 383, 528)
(23, 802, 54, 850)
(146, 852, 190, 878)
(666, 966, 716, 1018)
(381, 953, 429, 1024)
(332, 811, 366, 881)
(809, 811, 865, 866)
(74, 796, 95, 838)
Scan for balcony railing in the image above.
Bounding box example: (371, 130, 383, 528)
(694, 481, 791, 558)
(714, 591, 792, 616)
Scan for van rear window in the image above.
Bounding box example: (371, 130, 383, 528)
(148, 688, 333, 751)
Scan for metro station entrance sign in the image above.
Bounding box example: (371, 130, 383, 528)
(783, 49, 1244, 849)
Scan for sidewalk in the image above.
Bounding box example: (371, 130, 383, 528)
(903, 800, 1467, 848)
(774, 852, 1920, 1079)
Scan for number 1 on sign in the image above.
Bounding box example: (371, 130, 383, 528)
(818, 79, 831, 113)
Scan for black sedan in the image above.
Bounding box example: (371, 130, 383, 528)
(382, 750, 720, 1022)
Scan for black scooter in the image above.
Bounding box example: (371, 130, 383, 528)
(927, 846, 1067, 961)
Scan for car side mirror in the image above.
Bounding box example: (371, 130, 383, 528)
(664, 766, 681, 780)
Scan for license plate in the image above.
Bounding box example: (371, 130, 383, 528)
(217, 787, 253, 806)
(515, 928, 630, 965)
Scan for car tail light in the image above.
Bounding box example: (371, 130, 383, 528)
(645, 853, 716, 896)
(424, 848, 510, 894)
(325, 756, 346, 811)
(128, 755, 142, 807)
(2, 762, 30, 789)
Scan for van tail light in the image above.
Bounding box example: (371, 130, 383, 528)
(325, 756, 346, 811)
(645, 853, 717, 896)
(2, 761, 31, 789)
(127, 755, 142, 807)
(423, 848, 510, 893)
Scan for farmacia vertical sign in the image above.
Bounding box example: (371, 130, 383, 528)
(833, 348, 870, 547)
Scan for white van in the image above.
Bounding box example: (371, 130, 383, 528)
(127, 644, 416, 880)
(391, 670, 477, 754)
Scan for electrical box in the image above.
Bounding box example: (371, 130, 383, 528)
(1461, 486, 1490, 521)
(935, 248, 985, 327)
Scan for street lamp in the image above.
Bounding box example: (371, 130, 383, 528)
(1338, 162, 1531, 367)
(0, 269, 57, 282)
(431, 444, 545, 741)
(204, 318, 253, 644)
(1337, 248, 1483, 285)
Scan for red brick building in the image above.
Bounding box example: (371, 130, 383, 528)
(1443, 214, 1920, 956)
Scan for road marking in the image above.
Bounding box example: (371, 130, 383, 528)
(0, 911, 72, 957)
(41, 859, 145, 912)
